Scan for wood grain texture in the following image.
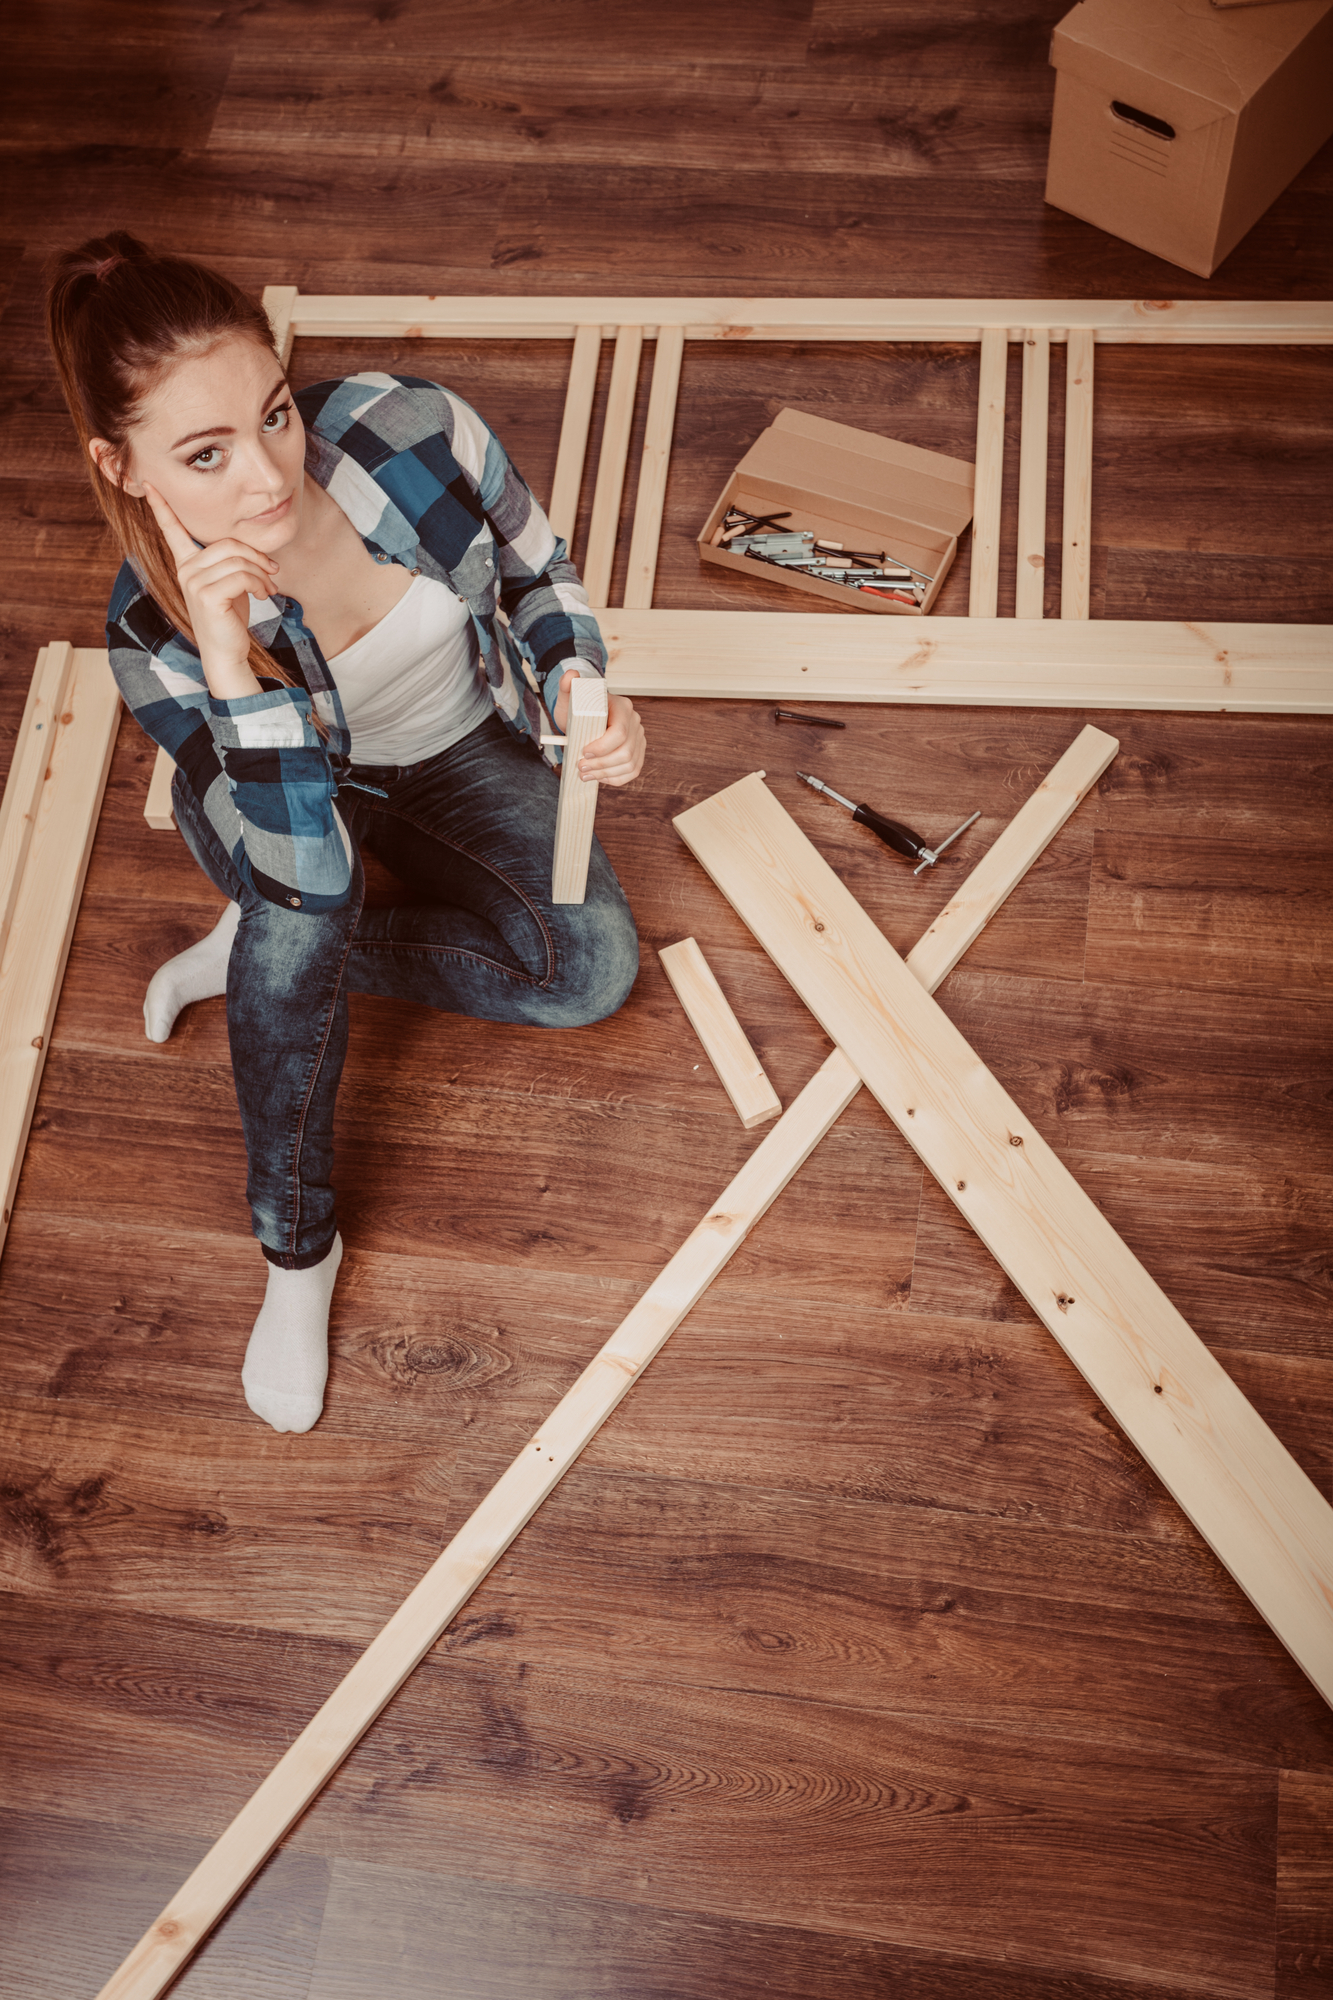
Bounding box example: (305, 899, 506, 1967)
(1015, 327, 1050, 619)
(674, 773, 1333, 1706)
(622, 324, 683, 609)
(968, 326, 1007, 617)
(1061, 327, 1094, 619)
(658, 936, 781, 1128)
(582, 325, 642, 609)
(546, 323, 601, 548)
(1277, 1768, 1333, 1994)
(550, 676, 607, 903)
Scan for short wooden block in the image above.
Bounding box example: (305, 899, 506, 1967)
(144, 744, 177, 829)
(550, 677, 607, 905)
(659, 936, 781, 1128)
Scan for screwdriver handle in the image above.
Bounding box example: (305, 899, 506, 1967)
(851, 803, 928, 860)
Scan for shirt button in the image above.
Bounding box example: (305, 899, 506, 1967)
(287, 894, 302, 908)
(374, 552, 389, 563)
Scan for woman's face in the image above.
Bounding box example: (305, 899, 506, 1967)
(100, 332, 308, 552)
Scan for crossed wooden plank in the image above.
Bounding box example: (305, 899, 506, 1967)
(92, 727, 1119, 1998)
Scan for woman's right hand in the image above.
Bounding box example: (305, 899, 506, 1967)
(144, 484, 274, 698)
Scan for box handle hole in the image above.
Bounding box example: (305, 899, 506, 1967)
(1111, 101, 1175, 141)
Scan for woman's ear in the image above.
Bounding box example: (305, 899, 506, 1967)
(89, 437, 143, 496)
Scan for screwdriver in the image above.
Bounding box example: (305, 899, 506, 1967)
(797, 772, 979, 873)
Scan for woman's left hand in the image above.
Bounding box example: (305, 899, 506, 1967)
(553, 670, 646, 787)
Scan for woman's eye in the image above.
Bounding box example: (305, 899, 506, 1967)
(263, 402, 292, 431)
(189, 446, 223, 470)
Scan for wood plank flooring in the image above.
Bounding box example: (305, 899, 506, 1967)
(1, 4, 1331, 1994)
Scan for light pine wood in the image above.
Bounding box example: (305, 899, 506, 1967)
(0, 642, 75, 961)
(91, 721, 1095, 2000)
(547, 324, 602, 548)
(261, 284, 299, 369)
(658, 936, 781, 1129)
(1061, 328, 1095, 620)
(550, 676, 607, 904)
(673, 772, 1333, 1712)
(622, 324, 685, 610)
(968, 328, 1007, 618)
(0, 649, 120, 1253)
(144, 744, 177, 830)
(1015, 327, 1050, 618)
(275, 294, 1333, 344)
(582, 325, 643, 609)
(904, 725, 1119, 990)
(597, 610, 1333, 711)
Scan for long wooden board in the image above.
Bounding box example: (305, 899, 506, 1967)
(673, 772, 1333, 1709)
(0, 642, 75, 961)
(92, 730, 1101, 2000)
(599, 610, 1333, 711)
(550, 676, 607, 904)
(0, 649, 121, 1255)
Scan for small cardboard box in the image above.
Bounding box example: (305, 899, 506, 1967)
(1045, 0, 1333, 278)
(697, 409, 975, 618)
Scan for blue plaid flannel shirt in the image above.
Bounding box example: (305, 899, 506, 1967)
(106, 373, 606, 913)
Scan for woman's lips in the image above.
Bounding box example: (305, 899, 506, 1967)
(247, 493, 293, 524)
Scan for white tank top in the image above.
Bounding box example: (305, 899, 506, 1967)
(327, 572, 492, 765)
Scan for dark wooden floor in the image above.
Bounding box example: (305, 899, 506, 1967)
(2, 5, 1332, 1996)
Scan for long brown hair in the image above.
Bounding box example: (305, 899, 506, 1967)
(47, 232, 297, 689)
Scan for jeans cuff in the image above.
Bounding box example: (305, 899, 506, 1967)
(260, 1231, 338, 1272)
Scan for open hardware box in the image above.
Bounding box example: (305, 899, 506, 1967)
(697, 408, 976, 618)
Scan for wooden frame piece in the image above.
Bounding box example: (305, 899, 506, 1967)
(583, 324, 643, 609)
(1, 647, 121, 1255)
(623, 324, 684, 611)
(1015, 326, 1050, 618)
(659, 935, 781, 1129)
(674, 772, 1333, 1710)
(547, 322, 602, 547)
(1061, 328, 1095, 620)
(550, 675, 607, 904)
(968, 326, 1007, 619)
(93, 727, 1101, 2000)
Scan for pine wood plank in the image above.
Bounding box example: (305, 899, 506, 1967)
(599, 611, 1333, 711)
(0, 641, 74, 960)
(1061, 328, 1094, 620)
(0, 649, 120, 1256)
(261, 284, 299, 370)
(622, 323, 684, 610)
(143, 744, 176, 830)
(658, 936, 781, 1129)
(546, 324, 601, 548)
(550, 676, 607, 904)
(672, 771, 1333, 1709)
(582, 324, 642, 609)
(967, 326, 1007, 618)
(1015, 327, 1050, 619)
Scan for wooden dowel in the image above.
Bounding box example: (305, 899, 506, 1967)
(968, 327, 1007, 618)
(582, 325, 643, 610)
(0, 642, 75, 961)
(1061, 328, 1095, 620)
(622, 325, 684, 610)
(1015, 327, 1050, 618)
(550, 676, 608, 904)
(547, 325, 602, 550)
(144, 744, 177, 830)
(261, 285, 299, 369)
(1, 649, 121, 1259)
(92, 729, 1099, 2000)
(659, 936, 781, 1129)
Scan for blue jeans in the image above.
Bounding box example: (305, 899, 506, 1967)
(172, 714, 639, 1268)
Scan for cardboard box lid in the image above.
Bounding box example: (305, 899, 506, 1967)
(735, 408, 975, 538)
(1051, 0, 1333, 128)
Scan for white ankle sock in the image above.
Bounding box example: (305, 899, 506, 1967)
(143, 900, 241, 1043)
(242, 1235, 343, 1434)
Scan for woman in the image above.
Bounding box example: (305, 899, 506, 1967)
(48, 234, 645, 1436)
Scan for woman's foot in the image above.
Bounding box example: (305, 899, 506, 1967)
(143, 900, 241, 1042)
(242, 1235, 343, 1434)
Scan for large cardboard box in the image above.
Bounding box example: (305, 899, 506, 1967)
(1045, 0, 1333, 278)
(697, 409, 975, 619)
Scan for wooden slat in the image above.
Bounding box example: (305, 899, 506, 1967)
(550, 677, 607, 904)
(91, 723, 1096, 2000)
(261, 284, 299, 369)
(598, 610, 1333, 712)
(582, 324, 643, 609)
(904, 724, 1118, 990)
(622, 324, 685, 610)
(968, 327, 1007, 619)
(1015, 327, 1050, 618)
(0, 649, 121, 1254)
(658, 936, 781, 1129)
(673, 772, 1333, 1711)
(144, 744, 177, 830)
(1061, 327, 1095, 620)
(0, 642, 74, 959)
(280, 296, 1333, 345)
(546, 324, 602, 549)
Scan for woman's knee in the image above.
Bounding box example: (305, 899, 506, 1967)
(547, 891, 639, 1028)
